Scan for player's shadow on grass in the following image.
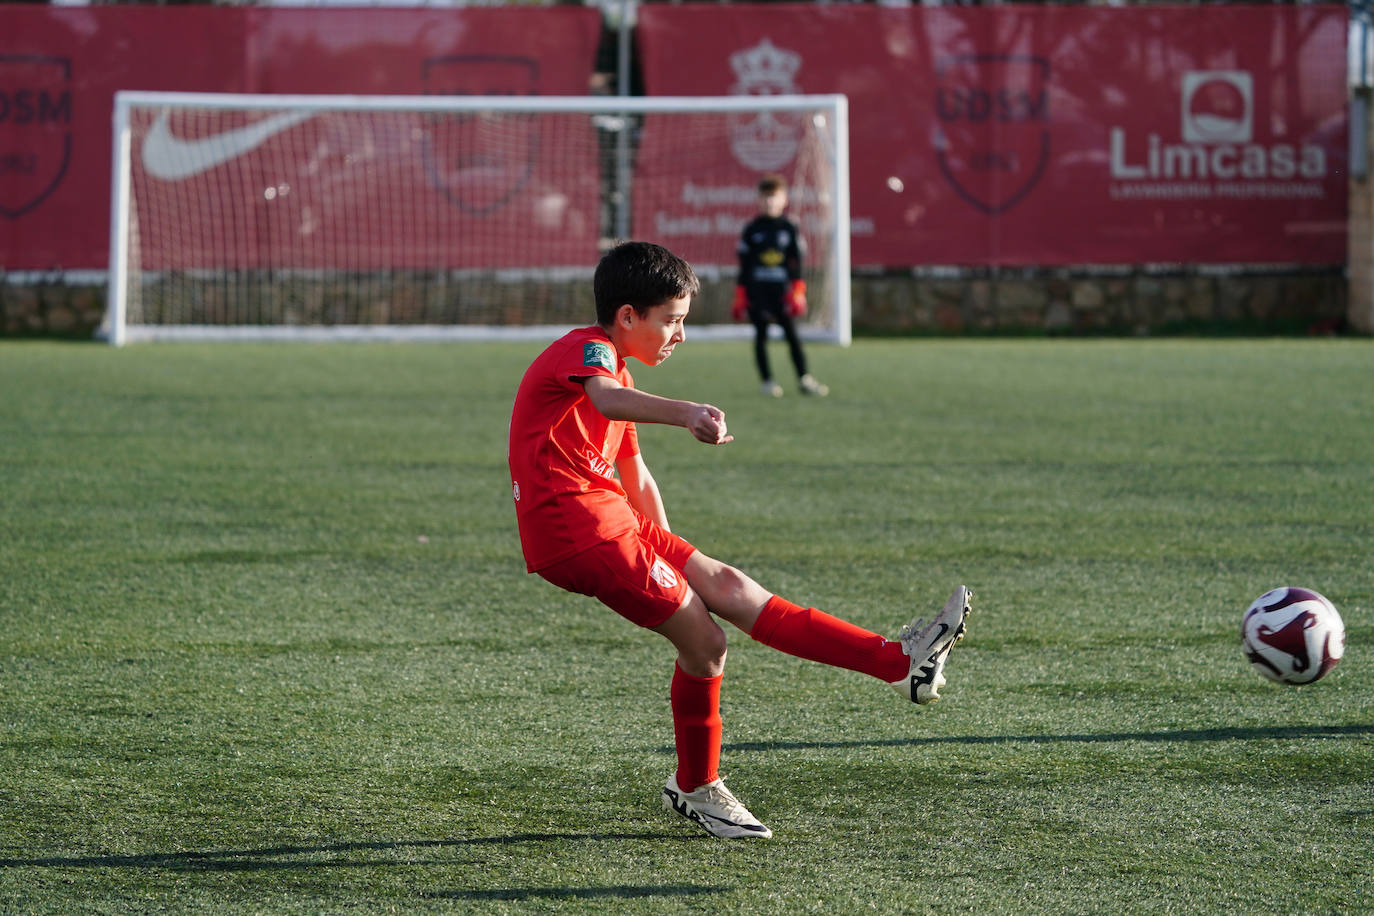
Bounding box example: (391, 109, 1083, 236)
(0, 834, 724, 905)
(714, 723, 1374, 753)
(427, 885, 724, 903)
(0, 835, 725, 906)
(0, 832, 703, 874)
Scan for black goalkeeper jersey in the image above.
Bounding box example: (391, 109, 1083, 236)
(736, 214, 805, 302)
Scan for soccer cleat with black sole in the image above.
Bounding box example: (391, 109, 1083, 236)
(662, 774, 773, 839)
(891, 585, 972, 704)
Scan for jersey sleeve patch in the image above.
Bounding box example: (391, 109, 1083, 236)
(583, 341, 615, 371)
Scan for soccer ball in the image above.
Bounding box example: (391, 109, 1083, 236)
(1240, 587, 1345, 685)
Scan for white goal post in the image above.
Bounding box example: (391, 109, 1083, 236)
(106, 91, 850, 346)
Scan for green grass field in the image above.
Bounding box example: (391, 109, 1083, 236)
(1, 338, 1370, 914)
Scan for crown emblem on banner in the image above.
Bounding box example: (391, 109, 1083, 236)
(730, 39, 801, 93)
(727, 38, 803, 171)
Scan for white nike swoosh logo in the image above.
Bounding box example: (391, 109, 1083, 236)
(141, 108, 314, 180)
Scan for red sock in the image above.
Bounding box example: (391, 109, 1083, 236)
(750, 595, 908, 683)
(670, 662, 722, 793)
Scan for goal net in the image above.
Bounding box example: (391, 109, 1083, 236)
(105, 91, 849, 346)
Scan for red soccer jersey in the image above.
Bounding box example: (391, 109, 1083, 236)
(509, 326, 641, 572)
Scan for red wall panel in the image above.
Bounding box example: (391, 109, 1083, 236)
(638, 4, 1348, 267)
(0, 5, 602, 271)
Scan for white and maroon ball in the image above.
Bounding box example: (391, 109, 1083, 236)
(1241, 587, 1345, 685)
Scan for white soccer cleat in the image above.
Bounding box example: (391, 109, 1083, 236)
(891, 585, 972, 704)
(761, 380, 784, 398)
(799, 374, 829, 397)
(662, 774, 773, 839)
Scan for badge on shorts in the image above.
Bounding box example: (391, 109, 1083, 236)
(650, 558, 679, 590)
(583, 341, 615, 371)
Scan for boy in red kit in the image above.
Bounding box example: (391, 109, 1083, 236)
(508, 241, 972, 839)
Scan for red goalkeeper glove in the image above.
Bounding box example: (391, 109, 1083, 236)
(731, 286, 749, 322)
(786, 280, 807, 318)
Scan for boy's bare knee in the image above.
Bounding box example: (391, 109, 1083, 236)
(676, 621, 728, 677)
(680, 646, 727, 679)
(654, 595, 729, 677)
(686, 554, 768, 607)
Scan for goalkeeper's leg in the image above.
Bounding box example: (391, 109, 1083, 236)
(775, 309, 809, 378)
(748, 312, 779, 394)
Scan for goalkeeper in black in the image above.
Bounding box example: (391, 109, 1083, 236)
(732, 174, 829, 397)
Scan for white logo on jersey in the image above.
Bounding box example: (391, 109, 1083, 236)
(581, 447, 614, 479)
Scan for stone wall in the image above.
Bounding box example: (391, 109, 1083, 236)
(0, 267, 1350, 340)
(0, 277, 108, 339)
(851, 267, 1348, 335)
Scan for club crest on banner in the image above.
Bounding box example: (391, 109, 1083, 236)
(0, 55, 72, 219)
(421, 55, 540, 215)
(728, 39, 804, 172)
(934, 54, 1050, 216)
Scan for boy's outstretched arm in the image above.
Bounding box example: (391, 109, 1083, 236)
(617, 452, 670, 530)
(582, 376, 733, 445)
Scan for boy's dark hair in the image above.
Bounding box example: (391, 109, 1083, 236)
(593, 241, 700, 326)
(758, 173, 787, 196)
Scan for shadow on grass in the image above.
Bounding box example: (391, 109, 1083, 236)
(715, 723, 1374, 754)
(426, 885, 724, 902)
(0, 834, 727, 904)
(0, 832, 694, 872)
(168, 548, 334, 565)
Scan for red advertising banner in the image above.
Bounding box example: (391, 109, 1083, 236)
(637, 4, 1348, 267)
(127, 103, 603, 271)
(0, 5, 602, 271)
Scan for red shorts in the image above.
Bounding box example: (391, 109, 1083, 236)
(536, 514, 697, 628)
